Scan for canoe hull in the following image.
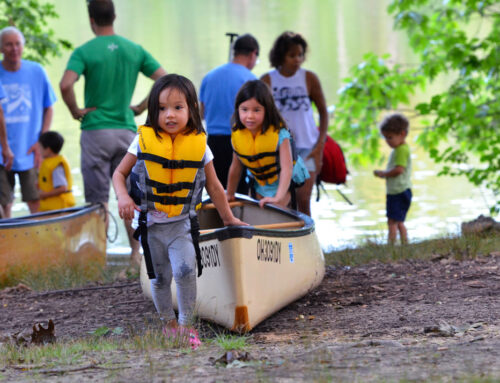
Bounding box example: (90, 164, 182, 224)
(0, 205, 107, 284)
(140, 196, 324, 332)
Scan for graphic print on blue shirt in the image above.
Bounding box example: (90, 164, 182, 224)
(3, 83, 32, 124)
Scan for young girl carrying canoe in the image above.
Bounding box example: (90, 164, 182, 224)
(112, 74, 245, 349)
(261, 31, 329, 216)
(226, 80, 309, 209)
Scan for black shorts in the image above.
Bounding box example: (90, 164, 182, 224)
(386, 188, 412, 222)
(207, 135, 248, 195)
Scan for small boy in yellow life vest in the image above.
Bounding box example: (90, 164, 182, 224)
(38, 131, 75, 212)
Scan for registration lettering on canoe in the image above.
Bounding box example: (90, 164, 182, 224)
(200, 243, 220, 268)
(256, 239, 281, 264)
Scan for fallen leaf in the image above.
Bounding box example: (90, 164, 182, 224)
(424, 320, 459, 337)
(431, 254, 446, 262)
(31, 320, 56, 345)
(214, 350, 253, 366)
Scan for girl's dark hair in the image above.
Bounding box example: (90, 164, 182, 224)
(232, 80, 286, 134)
(269, 31, 308, 68)
(39, 131, 64, 154)
(145, 74, 204, 137)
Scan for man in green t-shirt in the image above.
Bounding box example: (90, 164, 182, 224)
(374, 114, 412, 245)
(59, 0, 166, 266)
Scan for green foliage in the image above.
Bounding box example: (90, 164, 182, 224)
(332, 0, 500, 213)
(89, 326, 124, 337)
(333, 53, 424, 166)
(211, 333, 251, 351)
(130, 327, 194, 351)
(5, 260, 107, 291)
(0, 0, 72, 64)
(0, 338, 120, 367)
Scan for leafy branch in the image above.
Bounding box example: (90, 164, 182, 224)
(331, 0, 500, 213)
(0, 0, 72, 65)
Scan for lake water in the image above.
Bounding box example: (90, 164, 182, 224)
(8, 0, 493, 253)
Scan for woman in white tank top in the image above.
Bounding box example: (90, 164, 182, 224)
(261, 31, 329, 216)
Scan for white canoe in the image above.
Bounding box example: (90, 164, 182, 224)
(140, 195, 325, 332)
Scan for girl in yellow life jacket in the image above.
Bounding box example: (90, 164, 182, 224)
(38, 131, 75, 212)
(227, 80, 309, 209)
(112, 74, 245, 349)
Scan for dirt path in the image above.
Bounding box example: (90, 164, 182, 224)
(1, 254, 499, 382)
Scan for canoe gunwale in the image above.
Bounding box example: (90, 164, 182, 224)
(200, 194, 315, 242)
(201, 224, 315, 242)
(0, 204, 105, 229)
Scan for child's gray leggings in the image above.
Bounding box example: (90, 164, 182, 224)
(146, 218, 197, 326)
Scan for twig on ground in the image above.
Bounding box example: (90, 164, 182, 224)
(112, 299, 148, 306)
(37, 362, 99, 374)
(36, 282, 139, 297)
(10, 362, 99, 374)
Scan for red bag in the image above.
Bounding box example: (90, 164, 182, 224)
(319, 135, 348, 184)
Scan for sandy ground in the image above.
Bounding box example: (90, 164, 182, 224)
(1, 253, 499, 382)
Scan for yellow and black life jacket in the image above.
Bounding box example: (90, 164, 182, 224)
(130, 125, 206, 217)
(38, 155, 75, 212)
(231, 127, 280, 186)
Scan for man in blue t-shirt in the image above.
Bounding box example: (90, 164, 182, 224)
(0, 82, 13, 169)
(0, 79, 14, 218)
(200, 34, 259, 194)
(0, 26, 57, 217)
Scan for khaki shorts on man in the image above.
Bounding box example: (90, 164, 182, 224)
(80, 128, 136, 203)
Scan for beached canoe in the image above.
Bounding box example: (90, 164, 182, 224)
(140, 195, 325, 332)
(0, 204, 107, 284)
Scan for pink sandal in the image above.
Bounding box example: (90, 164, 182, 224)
(186, 328, 202, 350)
(162, 326, 201, 350)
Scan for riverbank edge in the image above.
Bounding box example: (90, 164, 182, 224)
(324, 232, 500, 267)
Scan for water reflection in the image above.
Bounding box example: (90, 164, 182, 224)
(312, 162, 491, 252)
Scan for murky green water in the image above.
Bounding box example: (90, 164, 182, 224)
(9, 0, 492, 252)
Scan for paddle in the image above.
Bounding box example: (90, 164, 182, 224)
(200, 201, 245, 210)
(199, 220, 305, 234)
(226, 32, 238, 62)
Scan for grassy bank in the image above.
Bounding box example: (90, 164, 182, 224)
(2, 232, 498, 291)
(0, 261, 132, 291)
(324, 233, 500, 267)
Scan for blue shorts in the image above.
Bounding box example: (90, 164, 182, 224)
(386, 188, 412, 222)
